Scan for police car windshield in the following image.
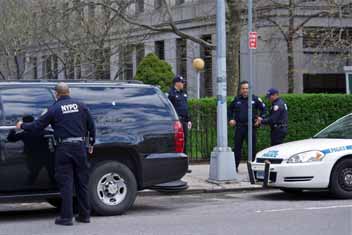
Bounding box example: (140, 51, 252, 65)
(314, 114, 352, 139)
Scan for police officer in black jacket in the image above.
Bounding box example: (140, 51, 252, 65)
(16, 82, 96, 226)
(168, 76, 191, 153)
(257, 88, 288, 146)
(228, 81, 266, 171)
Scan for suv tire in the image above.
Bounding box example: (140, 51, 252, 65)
(89, 161, 137, 215)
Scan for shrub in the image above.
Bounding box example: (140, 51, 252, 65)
(134, 53, 174, 91)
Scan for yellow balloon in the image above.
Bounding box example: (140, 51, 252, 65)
(192, 58, 205, 71)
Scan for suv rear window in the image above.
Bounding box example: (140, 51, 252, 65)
(70, 87, 172, 124)
(1, 88, 54, 125)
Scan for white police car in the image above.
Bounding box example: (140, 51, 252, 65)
(250, 113, 352, 198)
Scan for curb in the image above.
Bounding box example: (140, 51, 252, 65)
(138, 185, 274, 196)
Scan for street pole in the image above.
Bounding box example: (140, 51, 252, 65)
(209, 0, 237, 182)
(192, 58, 204, 100)
(248, 0, 254, 162)
(197, 71, 200, 99)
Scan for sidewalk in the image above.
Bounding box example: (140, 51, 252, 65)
(140, 163, 263, 195)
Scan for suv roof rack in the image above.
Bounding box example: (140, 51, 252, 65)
(0, 79, 144, 84)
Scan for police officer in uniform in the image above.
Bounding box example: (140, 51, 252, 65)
(16, 82, 96, 226)
(257, 88, 288, 146)
(228, 81, 266, 171)
(168, 75, 191, 153)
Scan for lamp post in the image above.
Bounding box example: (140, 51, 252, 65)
(192, 58, 205, 99)
(208, 0, 237, 182)
(248, 0, 255, 163)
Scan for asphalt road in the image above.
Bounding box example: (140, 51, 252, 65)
(0, 190, 351, 235)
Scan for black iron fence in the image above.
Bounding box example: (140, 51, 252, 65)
(185, 100, 232, 162)
(186, 104, 237, 162)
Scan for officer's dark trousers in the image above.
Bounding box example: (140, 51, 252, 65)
(270, 127, 288, 146)
(55, 143, 90, 219)
(234, 126, 256, 169)
(181, 121, 188, 154)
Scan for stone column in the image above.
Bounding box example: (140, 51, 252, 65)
(132, 47, 137, 77)
(164, 38, 177, 73)
(144, 41, 155, 55)
(110, 47, 120, 80)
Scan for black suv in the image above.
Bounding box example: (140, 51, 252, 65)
(0, 81, 188, 215)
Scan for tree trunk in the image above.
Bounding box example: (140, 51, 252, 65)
(287, 0, 295, 93)
(226, 0, 242, 96)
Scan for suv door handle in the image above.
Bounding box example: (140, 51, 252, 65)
(0, 126, 16, 130)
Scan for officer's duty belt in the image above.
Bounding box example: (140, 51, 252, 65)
(272, 124, 287, 128)
(61, 137, 85, 143)
(237, 123, 248, 126)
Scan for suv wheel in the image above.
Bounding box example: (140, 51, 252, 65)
(89, 161, 137, 215)
(330, 159, 352, 198)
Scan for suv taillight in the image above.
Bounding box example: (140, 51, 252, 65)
(173, 121, 184, 153)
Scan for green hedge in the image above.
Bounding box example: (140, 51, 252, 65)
(187, 94, 352, 161)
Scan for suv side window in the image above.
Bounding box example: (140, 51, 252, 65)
(70, 86, 172, 125)
(1, 88, 54, 126)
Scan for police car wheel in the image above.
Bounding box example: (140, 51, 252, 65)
(89, 161, 137, 216)
(330, 159, 352, 199)
(280, 188, 303, 194)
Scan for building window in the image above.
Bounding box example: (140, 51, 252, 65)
(175, 0, 185, 6)
(88, 2, 96, 25)
(154, 0, 162, 9)
(120, 46, 133, 80)
(93, 48, 111, 80)
(136, 44, 145, 67)
(64, 52, 75, 80)
(303, 74, 346, 93)
(102, 0, 112, 23)
(32, 57, 38, 80)
(75, 54, 82, 80)
(155, 41, 165, 60)
(41, 56, 52, 79)
(176, 38, 187, 80)
(53, 55, 58, 79)
(103, 48, 111, 80)
(136, 0, 144, 13)
(200, 35, 213, 97)
(63, 2, 70, 29)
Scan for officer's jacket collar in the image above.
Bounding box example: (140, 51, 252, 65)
(238, 94, 254, 100)
(173, 87, 183, 93)
(58, 95, 71, 101)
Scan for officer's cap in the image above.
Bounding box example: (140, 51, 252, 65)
(173, 75, 186, 84)
(266, 88, 279, 98)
